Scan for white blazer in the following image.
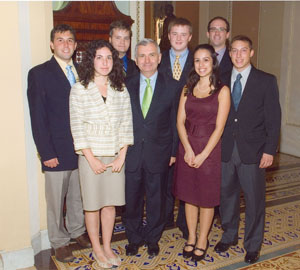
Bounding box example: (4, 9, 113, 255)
(70, 81, 133, 156)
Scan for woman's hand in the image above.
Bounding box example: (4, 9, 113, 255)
(88, 156, 107, 174)
(106, 155, 125, 173)
(184, 149, 195, 167)
(193, 152, 207, 168)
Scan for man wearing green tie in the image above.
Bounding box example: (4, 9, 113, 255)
(27, 24, 91, 263)
(124, 39, 180, 257)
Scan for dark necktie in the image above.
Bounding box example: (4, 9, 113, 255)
(232, 73, 242, 110)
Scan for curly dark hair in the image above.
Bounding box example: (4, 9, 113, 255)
(185, 44, 222, 96)
(78, 40, 125, 91)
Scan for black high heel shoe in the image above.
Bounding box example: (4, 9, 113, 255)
(182, 243, 195, 259)
(192, 240, 209, 262)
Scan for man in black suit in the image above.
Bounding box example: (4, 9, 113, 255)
(214, 35, 281, 264)
(158, 17, 193, 239)
(109, 20, 138, 77)
(27, 24, 90, 263)
(125, 39, 180, 257)
(207, 16, 232, 77)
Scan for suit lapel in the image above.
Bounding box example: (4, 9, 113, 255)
(130, 75, 144, 120)
(238, 67, 256, 110)
(164, 52, 173, 79)
(48, 56, 71, 91)
(181, 51, 193, 80)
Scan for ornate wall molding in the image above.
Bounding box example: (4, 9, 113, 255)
(129, 1, 145, 57)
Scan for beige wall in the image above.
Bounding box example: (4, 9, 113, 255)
(258, 1, 284, 81)
(232, 1, 260, 66)
(0, 1, 52, 268)
(174, 1, 199, 50)
(279, 2, 300, 157)
(0, 1, 31, 252)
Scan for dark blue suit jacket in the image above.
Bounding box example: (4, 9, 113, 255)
(126, 57, 139, 78)
(221, 66, 281, 164)
(27, 56, 78, 171)
(158, 49, 194, 92)
(125, 72, 180, 173)
(219, 48, 233, 78)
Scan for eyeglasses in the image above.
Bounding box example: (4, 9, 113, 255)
(209, 27, 227, 33)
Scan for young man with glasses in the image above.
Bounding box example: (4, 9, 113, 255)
(207, 16, 232, 76)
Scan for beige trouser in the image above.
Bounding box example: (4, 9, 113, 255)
(45, 169, 86, 249)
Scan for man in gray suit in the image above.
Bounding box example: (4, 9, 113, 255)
(27, 24, 90, 263)
(214, 35, 281, 264)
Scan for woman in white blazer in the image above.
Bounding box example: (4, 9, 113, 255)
(70, 40, 133, 268)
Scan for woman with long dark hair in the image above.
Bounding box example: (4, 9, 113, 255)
(70, 40, 133, 268)
(173, 44, 230, 262)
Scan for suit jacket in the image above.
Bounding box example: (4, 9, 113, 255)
(70, 81, 133, 156)
(126, 57, 139, 78)
(125, 72, 180, 173)
(27, 56, 78, 171)
(219, 48, 233, 78)
(221, 66, 281, 164)
(158, 49, 194, 92)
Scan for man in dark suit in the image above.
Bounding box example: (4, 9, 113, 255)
(27, 24, 90, 263)
(125, 39, 180, 257)
(158, 17, 193, 239)
(207, 16, 233, 77)
(214, 35, 281, 264)
(109, 20, 138, 77)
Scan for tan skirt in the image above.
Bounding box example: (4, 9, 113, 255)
(78, 155, 125, 211)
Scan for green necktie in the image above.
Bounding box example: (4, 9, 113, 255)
(142, 78, 153, 118)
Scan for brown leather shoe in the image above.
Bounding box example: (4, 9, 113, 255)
(74, 233, 92, 248)
(55, 245, 75, 263)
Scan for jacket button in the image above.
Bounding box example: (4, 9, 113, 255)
(234, 118, 238, 122)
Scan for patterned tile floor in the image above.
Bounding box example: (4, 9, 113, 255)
(35, 153, 300, 270)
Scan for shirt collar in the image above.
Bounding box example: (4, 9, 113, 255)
(232, 64, 252, 80)
(140, 71, 158, 84)
(170, 47, 189, 58)
(54, 55, 74, 70)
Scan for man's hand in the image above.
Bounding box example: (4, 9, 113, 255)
(259, 153, 274, 168)
(43, 158, 59, 168)
(169, 157, 176, 166)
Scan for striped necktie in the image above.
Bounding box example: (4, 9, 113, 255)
(142, 78, 153, 118)
(66, 65, 76, 86)
(173, 55, 182, 81)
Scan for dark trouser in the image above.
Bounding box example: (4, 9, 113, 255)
(125, 165, 168, 244)
(165, 164, 188, 235)
(220, 142, 265, 252)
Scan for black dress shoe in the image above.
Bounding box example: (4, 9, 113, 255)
(245, 251, 259, 264)
(182, 243, 195, 259)
(125, 242, 143, 256)
(147, 243, 160, 257)
(191, 240, 209, 262)
(214, 240, 238, 252)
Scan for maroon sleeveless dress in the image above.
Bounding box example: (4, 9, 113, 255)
(173, 90, 221, 207)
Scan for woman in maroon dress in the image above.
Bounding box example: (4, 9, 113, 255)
(173, 44, 230, 262)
